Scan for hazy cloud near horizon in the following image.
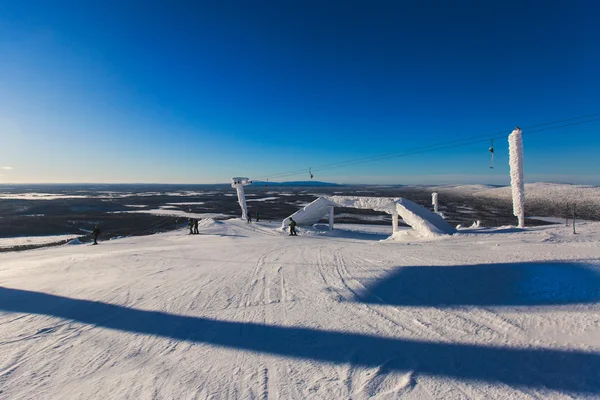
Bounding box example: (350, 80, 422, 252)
(1, 166, 13, 170)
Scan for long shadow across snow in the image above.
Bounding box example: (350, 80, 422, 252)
(352, 261, 600, 307)
(1, 286, 599, 394)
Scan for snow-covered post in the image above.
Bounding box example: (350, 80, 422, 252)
(328, 206, 334, 231)
(392, 211, 399, 233)
(432, 192, 439, 214)
(231, 177, 252, 221)
(508, 127, 525, 228)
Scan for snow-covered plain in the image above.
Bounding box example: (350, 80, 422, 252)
(1, 219, 600, 399)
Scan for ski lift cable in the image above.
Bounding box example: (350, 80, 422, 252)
(308, 113, 600, 173)
(252, 112, 600, 181)
(309, 117, 600, 174)
(255, 116, 600, 180)
(127, 214, 177, 238)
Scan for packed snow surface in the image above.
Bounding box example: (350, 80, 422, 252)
(2, 219, 599, 399)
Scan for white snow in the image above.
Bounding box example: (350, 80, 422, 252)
(246, 197, 280, 202)
(394, 197, 456, 237)
(0, 234, 79, 248)
(1, 219, 600, 398)
(165, 202, 206, 206)
(0, 193, 90, 200)
(232, 177, 251, 221)
(283, 196, 455, 238)
(509, 127, 525, 227)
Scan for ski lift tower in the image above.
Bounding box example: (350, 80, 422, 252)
(231, 177, 252, 221)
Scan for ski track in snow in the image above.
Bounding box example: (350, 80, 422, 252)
(1, 219, 600, 399)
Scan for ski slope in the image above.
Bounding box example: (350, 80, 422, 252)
(1, 219, 600, 399)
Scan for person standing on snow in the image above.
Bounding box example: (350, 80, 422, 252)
(256, 210, 260, 222)
(247, 213, 252, 224)
(289, 217, 297, 236)
(188, 218, 194, 234)
(91, 225, 101, 245)
(193, 218, 199, 234)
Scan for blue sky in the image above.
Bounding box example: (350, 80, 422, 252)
(0, 0, 598, 184)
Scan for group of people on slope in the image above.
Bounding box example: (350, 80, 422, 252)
(246, 210, 260, 224)
(188, 218, 200, 234)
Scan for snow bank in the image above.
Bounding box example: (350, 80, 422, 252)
(509, 127, 525, 227)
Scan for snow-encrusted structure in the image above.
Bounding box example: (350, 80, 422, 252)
(432, 192, 439, 213)
(282, 196, 456, 238)
(508, 128, 525, 227)
(231, 177, 252, 221)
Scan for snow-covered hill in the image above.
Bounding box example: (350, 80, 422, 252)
(474, 182, 600, 208)
(1, 219, 600, 399)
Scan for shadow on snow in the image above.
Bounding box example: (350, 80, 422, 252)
(1, 286, 599, 394)
(352, 261, 600, 307)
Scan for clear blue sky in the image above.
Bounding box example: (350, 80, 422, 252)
(0, 0, 598, 184)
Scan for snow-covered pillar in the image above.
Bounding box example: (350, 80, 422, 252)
(231, 177, 252, 221)
(508, 127, 525, 228)
(392, 211, 399, 233)
(432, 192, 439, 214)
(328, 206, 334, 231)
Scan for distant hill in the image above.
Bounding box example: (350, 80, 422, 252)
(250, 181, 342, 187)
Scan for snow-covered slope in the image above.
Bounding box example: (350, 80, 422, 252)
(474, 182, 600, 208)
(1, 219, 600, 399)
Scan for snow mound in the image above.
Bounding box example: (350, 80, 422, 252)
(67, 238, 83, 245)
(198, 218, 220, 227)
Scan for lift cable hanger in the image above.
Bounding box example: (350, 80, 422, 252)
(489, 139, 495, 169)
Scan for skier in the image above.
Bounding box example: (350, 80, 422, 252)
(256, 210, 260, 222)
(188, 218, 194, 234)
(91, 225, 101, 245)
(289, 217, 297, 236)
(247, 213, 252, 224)
(193, 218, 199, 234)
